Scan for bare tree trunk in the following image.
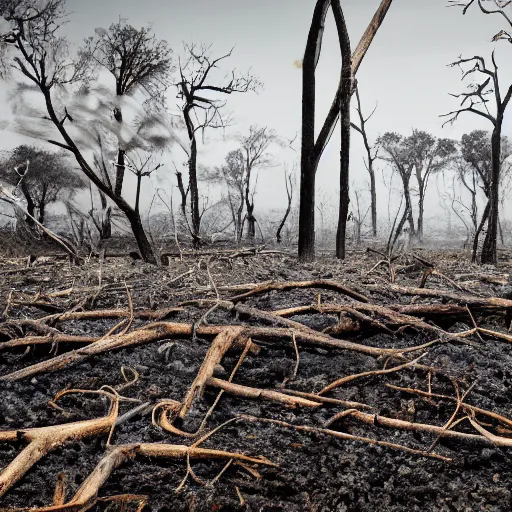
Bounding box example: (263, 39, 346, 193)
(246, 207, 256, 240)
(135, 173, 142, 215)
(472, 200, 490, 263)
(481, 121, 503, 264)
(277, 182, 293, 244)
(369, 171, 377, 237)
(299, 0, 333, 262)
(124, 209, 157, 264)
(20, 181, 35, 229)
(417, 189, 425, 242)
(188, 137, 201, 246)
(333, 0, 352, 260)
(114, 149, 125, 197)
(298, 0, 394, 261)
(399, 175, 416, 236)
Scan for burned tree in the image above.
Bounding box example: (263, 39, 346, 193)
(0, 1, 176, 263)
(456, 130, 512, 260)
(351, 189, 371, 246)
(207, 149, 246, 243)
(177, 44, 260, 245)
(332, 0, 353, 261)
(443, 0, 512, 264)
(276, 165, 295, 244)
(238, 125, 282, 240)
(351, 88, 379, 237)
(378, 131, 455, 242)
(299, 0, 394, 261)
(377, 132, 416, 238)
(83, 19, 173, 197)
(0, 145, 84, 227)
(408, 131, 456, 241)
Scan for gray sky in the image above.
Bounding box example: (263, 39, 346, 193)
(1, 0, 511, 232)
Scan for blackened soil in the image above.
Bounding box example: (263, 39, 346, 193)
(1, 251, 512, 511)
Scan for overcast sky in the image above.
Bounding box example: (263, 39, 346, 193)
(1, 0, 511, 232)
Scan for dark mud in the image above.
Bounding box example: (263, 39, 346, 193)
(1, 251, 512, 511)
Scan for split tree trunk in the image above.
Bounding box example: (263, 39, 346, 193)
(298, 0, 394, 262)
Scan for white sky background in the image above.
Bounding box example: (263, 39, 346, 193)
(1, 0, 511, 234)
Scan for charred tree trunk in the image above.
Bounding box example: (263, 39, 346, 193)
(298, 0, 394, 261)
(299, 0, 331, 262)
(244, 163, 256, 241)
(124, 208, 157, 264)
(333, 0, 352, 260)
(472, 200, 490, 263)
(20, 182, 35, 229)
(369, 171, 377, 237)
(399, 174, 416, 237)
(188, 137, 201, 246)
(276, 175, 293, 244)
(113, 107, 125, 197)
(246, 206, 256, 240)
(417, 187, 425, 242)
(481, 120, 503, 264)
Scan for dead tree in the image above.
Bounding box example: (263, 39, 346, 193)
(332, 0, 353, 261)
(454, 153, 479, 236)
(125, 151, 163, 216)
(276, 165, 295, 244)
(83, 20, 173, 197)
(299, 0, 394, 262)
(351, 87, 379, 237)
(238, 125, 281, 240)
(206, 149, 246, 243)
(0, 2, 174, 263)
(177, 44, 260, 246)
(408, 130, 457, 241)
(457, 130, 511, 260)
(443, 0, 512, 264)
(377, 132, 416, 238)
(0, 145, 84, 228)
(352, 189, 370, 245)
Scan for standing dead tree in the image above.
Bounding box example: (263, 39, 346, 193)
(350, 87, 379, 237)
(83, 19, 173, 197)
(207, 149, 246, 243)
(443, 0, 512, 264)
(332, 0, 353, 261)
(176, 43, 260, 246)
(456, 130, 512, 260)
(276, 165, 295, 244)
(238, 125, 282, 240)
(408, 131, 457, 241)
(377, 132, 417, 239)
(378, 131, 456, 242)
(0, 2, 175, 264)
(299, 0, 394, 262)
(0, 145, 84, 228)
(351, 189, 371, 246)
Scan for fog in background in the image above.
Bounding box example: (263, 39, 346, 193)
(1, 0, 511, 237)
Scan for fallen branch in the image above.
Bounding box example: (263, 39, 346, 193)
(180, 327, 245, 418)
(230, 280, 369, 303)
(240, 415, 451, 462)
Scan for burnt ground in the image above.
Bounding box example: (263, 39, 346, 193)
(1, 247, 512, 511)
